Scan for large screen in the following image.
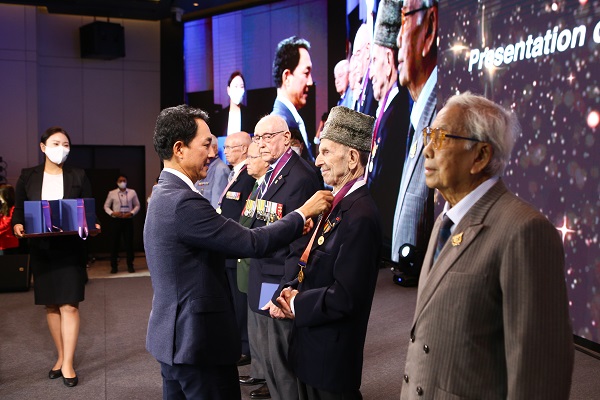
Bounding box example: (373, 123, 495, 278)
(439, 0, 600, 346)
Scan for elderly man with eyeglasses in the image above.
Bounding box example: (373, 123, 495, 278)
(218, 131, 256, 369)
(390, 0, 440, 285)
(400, 92, 574, 399)
(240, 114, 322, 400)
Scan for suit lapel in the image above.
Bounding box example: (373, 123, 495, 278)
(397, 90, 437, 209)
(261, 151, 299, 201)
(62, 167, 74, 198)
(311, 187, 367, 251)
(412, 180, 508, 326)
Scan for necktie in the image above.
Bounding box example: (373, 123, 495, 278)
(258, 166, 274, 198)
(405, 122, 415, 160)
(228, 169, 235, 182)
(433, 215, 453, 263)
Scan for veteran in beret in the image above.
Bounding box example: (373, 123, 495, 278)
(277, 106, 383, 400)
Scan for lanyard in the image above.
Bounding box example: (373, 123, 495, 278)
(260, 148, 293, 199)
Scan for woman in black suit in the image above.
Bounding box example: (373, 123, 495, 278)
(12, 127, 98, 388)
(211, 71, 255, 136)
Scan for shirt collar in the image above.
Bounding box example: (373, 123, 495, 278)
(163, 168, 201, 194)
(444, 176, 499, 229)
(410, 66, 437, 129)
(232, 162, 244, 174)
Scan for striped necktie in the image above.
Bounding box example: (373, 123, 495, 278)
(433, 215, 453, 263)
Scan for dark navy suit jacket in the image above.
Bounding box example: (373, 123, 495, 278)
(144, 170, 304, 366)
(247, 151, 321, 316)
(272, 99, 314, 162)
(220, 166, 256, 270)
(288, 185, 382, 393)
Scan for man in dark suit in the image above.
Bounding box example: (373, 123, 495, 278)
(391, 0, 439, 282)
(400, 92, 573, 399)
(271, 36, 315, 162)
(277, 106, 382, 400)
(211, 71, 255, 137)
(144, 104, 332, 400)
(366, 0, 411, 251)
(351, 23, 378, 118)
(246, 114, 322, 400)
(219, 131, 255, 366)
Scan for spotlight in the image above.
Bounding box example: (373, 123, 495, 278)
(390, 243, 422, 287)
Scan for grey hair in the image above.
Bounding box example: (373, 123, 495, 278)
(444, 91, 520, 177)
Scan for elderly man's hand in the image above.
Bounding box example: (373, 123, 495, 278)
(298, 190, 333, 220)
(276, 287, 298, 319)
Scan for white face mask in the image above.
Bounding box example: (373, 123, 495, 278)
(118, 182, 127, 189)
(229, 88, 245, 105)
(44, 146, 70, 165)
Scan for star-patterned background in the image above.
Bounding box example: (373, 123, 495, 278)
(439, 0, 600, 345)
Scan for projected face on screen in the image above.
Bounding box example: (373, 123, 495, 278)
(439, 0, 600, 343)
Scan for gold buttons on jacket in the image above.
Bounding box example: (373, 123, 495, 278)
(403, 374, 409, 383)
(423, 344, 429, 353)
(416, 386, 424, 396)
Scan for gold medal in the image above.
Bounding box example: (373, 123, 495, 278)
(317, 236, 324, 245)
(298, 268, 304, 282)
(216, 207, 222, 214)
(409, 141, 417, 158)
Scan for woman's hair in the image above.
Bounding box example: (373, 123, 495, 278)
(0, 184, 15, 216)
(41, 126, 72, 146)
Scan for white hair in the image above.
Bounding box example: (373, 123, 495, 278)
(444, 92, 520, 177)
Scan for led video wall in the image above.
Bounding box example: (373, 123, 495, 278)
(439, 0, 600, 346)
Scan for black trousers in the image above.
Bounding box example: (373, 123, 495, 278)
(298, 380, 363, 400)
(159, 361, 240, 400)
(110, 218, 134, 267)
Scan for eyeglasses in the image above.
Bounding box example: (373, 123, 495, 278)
(223, 144, 243, 151)
(247, 155, 262, 160)
(422, 127, 481, 150)
(401, 5, 431, 26)
(252, 130, 285, 143)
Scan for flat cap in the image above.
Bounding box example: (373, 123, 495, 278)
(373, 0, 402, 49)
(320, 106, 374, 152)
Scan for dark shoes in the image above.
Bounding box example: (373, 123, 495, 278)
(48, 369, 62, 379)
(127, 266, 135, 273)
(63, 375, 78, 387)
(239, 375, 266, 386)
(250, 383, 271, 399)
(49, 368, 78, 387)
(237, 354, 251, 366)
(110, 267, 118, 274)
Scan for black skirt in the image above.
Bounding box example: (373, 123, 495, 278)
(28, 235, 87, 305)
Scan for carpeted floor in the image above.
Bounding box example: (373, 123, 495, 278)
(0, 256, 598, 399)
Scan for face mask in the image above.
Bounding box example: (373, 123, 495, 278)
(291, 146, 302, 156)
(118, 182, 127, 189)
(44, 146, 69, 165)
(229, 88, 245, 105)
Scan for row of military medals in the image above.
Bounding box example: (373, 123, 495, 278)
(243, 198, 283, 224)
(298, 213, 340, 282)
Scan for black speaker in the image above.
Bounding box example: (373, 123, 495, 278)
(80, 21, 125, 60)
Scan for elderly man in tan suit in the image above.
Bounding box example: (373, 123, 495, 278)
(401, 92, 573, 399)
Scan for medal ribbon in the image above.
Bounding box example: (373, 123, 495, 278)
(263, 148, 294, 196)
(297, 178, 359, 282)
(364, 87, 392, 181)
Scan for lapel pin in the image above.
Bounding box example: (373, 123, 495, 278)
(451, 232, 463, 246)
